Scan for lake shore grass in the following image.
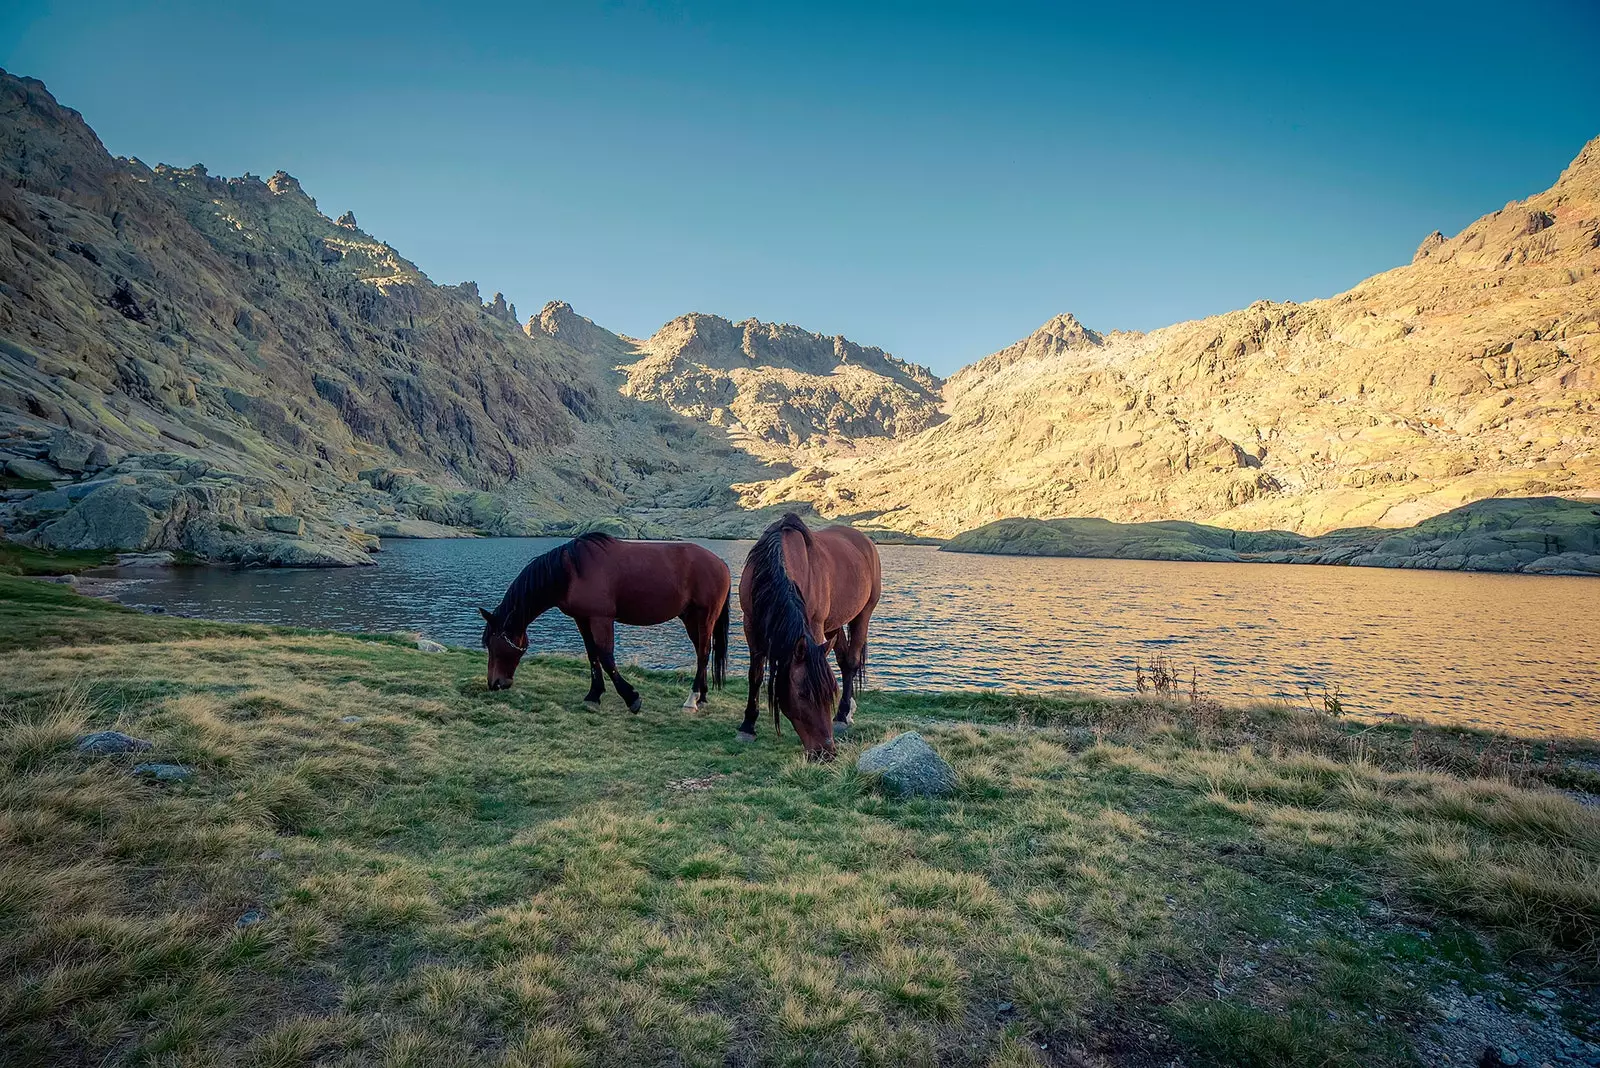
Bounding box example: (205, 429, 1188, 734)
(2, 574, 1599, 1067)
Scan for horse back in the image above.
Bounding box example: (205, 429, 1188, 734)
(566, 540, 729, 625)
(810, 525, 881, 628)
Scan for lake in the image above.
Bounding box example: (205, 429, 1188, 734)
(104, 538, 1600, 737)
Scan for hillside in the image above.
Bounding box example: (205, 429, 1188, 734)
(0, 70, 773, 563)
(739, 139, 1600, 537)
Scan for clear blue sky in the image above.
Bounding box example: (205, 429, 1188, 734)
(4, 1, 1598, 375)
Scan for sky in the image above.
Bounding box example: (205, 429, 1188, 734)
(3, 1, 1598, 375)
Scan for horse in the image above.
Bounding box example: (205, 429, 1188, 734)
(478, 533, 731, 713)
(737, 513, 881, 760)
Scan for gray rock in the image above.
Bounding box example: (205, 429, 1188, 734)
(236, 909, 265, 927)
(856, 731, 957, 797)
(76, 730, 153, 755)
(5, 457, 60, 481)
(131, 763, 194, 783)
(47, 429, 98, 473)
(88, 441, 125, 469)
(264, 514, 304, 536)
(416, 637, 447, 653)
(257, 849, 283, 861)
(115, 551, 177, 568)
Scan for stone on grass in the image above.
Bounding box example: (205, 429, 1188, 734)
(416, 637, 447, 653)
(236, 909, 265, 927)
(76, 730, 153, 755)
(856, 731, 956, 797)
(132, 763, 194, 783)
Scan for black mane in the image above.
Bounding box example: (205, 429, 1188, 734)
(490, 532, 616, 632)
(744, 513, 834, 725)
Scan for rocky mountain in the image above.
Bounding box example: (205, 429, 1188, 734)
(741, 139, 1600, 537)
(0, 70, 775, 563)
(610, 312, 944, 463)
(2, 66, 1597, 566)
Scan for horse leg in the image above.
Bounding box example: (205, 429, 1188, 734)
(738, 648, 765, 741)
(681, 609, 709, 711)
(576, 617, 605, 709)
(592, 617, 642, 714)
(834, 614, 871, 726)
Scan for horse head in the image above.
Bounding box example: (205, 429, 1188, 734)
(779, 635, 840, 761)
(479, 606, 528, 690)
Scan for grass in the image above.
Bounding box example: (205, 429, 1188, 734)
(1, 573, 1598, 1066)
(0, 542, 118, 576)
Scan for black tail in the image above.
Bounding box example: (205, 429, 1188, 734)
(712, 595, 730, 689)
(847, 623, 867, 693)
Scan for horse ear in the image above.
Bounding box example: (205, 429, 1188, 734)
(478, 607, 493, 622)
(793, 636, 808, 661)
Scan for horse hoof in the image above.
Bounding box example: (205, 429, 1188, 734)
(583, 699, 602, 712)
(682, 695, 700, 711)
(735, 730, 757, 744)
(628, 697, 643, 714)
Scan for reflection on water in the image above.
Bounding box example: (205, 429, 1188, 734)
(112, 538, 1600, 736)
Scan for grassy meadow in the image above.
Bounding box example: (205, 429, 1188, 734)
(2, 574, 1599, 1066)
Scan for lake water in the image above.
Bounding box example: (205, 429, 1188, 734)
(105, 538, 1600, 737)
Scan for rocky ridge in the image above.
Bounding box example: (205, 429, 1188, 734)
(610, 312, 944, 463)
(0, 70, 780, 562)
(739, 139, 1600, 537)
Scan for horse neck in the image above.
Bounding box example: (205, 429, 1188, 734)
(500, 563, 568, 632)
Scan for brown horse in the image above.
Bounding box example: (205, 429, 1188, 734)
(738, 513, 881, 759)
(479, 533, 731, 712)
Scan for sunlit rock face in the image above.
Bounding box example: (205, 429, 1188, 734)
(0, 71, 772, 559)
(611, 312, 945, 462)
(738, 137, 1600, 537)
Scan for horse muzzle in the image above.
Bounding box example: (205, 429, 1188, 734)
(488, 677, 512, 691)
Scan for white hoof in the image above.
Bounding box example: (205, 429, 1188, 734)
(583, 699, 602, 712)
(682, 694, 700, 711)
(735, 730, 757, 743)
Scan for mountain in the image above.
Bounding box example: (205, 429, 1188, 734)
(739, 140, 1600, 536)
(603, 312, 942, 464)
(0, 70, 777, 562)
(3, 67, 1597, 566)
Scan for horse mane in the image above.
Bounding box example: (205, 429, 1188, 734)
(493, 532, 616, 630)
(745, 514, 833, 728)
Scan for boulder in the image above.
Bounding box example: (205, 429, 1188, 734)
(416, 637, 447, 653)
(5, 457, 60, 482)
(856, 732, 957, 797)
(76, 730, 153, 755)
(46, 429, 98, 473)
(264, 514, 305, 536)
(132, 763, 194, 783)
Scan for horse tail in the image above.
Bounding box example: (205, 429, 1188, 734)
(712, 594, 730, 690)
(850, 623, 867, 692)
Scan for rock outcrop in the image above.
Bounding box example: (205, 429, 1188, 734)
(613, 313, 944, 461)
(943, 497, 1600, 576)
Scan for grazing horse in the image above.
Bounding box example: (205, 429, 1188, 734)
(738, 513, 881, 760)
(479, 533, 731, 712)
